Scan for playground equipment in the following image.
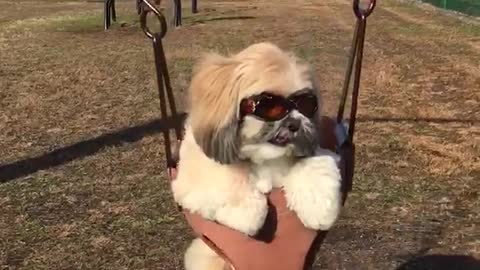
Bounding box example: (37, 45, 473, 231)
(105, 0, 200, 30)
(138, 0, 376, 268)
(104, 0, 116, 30)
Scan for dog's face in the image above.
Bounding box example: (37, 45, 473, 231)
(238, 88, 319, 163)
(187, 42, 321, 165)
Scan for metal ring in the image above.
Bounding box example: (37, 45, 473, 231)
(353, 0, 376, 19)
(140, 0, 167, 39)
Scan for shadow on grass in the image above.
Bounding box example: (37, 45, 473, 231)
(189, 15, 256, 25)
(357, 117, 479, 124)
(2, 115, 477, 183)
(0, 114, 186, 183)
(396, 254, 480, 270)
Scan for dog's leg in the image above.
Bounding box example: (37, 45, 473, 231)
(185, 238, 230, 270)
(215, 188, 268, 236)
(283, 150, 342, 231)
(249, 169, 273, 194)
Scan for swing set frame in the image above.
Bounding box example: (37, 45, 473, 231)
(104, 0, 199, 30)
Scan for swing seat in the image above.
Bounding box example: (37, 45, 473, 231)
(167, 116, 352, 270)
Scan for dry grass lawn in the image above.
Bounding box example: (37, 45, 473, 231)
(0, 0, 479, 269)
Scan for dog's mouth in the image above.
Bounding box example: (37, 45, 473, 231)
(268, 130, 293, 147)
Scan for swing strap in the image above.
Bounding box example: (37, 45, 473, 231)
(139, 0, 185, 169)
(336, 0, 376, 204)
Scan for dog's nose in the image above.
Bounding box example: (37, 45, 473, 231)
(285, 118, 300, 132)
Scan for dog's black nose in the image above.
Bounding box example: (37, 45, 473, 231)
(285, 118, 300, 132)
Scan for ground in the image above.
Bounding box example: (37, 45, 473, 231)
(0, 0, 479, 269)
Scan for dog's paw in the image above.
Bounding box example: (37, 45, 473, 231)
(255, 178, 273, 194)
(215, 191, 268, 236)
(284, 154, 342, 231)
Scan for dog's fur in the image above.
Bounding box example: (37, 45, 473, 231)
(171, 42, 342, 270)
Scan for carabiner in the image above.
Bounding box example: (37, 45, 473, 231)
(139, 0, 168, 40)
(353, 0, 376, 19)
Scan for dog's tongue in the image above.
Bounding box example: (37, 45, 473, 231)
(275, 134, 289, 145)
(272, 130, 291, 146)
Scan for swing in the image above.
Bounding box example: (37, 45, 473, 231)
(138, 0, 376, 269)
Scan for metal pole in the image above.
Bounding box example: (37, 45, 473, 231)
(111, 0, 117, 22)
(174, 0, 182, 27)
(192, 0, 198, 14)
(104, 0, 111, 30)
(136, 0, 142, 14)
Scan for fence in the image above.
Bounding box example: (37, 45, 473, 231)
(422, 0, 480, 16)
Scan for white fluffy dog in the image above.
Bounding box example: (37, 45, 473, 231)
(171, 42, 342, 270)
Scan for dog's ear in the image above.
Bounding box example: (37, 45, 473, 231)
(188, 53, 241, 164)
(199, 117, 239, 164)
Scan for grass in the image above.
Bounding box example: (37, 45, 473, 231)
(0, 0, 479, 269)
(0, 10, 139, 33)
(51, 13, 139, 32)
